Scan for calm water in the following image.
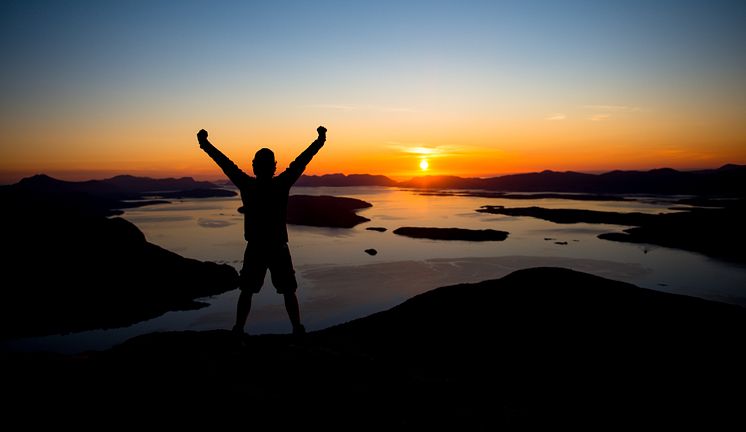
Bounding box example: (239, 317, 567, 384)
(6, 186, 746, 353)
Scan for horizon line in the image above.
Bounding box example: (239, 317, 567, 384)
(2, 162, 743, 185)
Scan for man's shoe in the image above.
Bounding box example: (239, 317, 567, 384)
(231, 325, 249, 346)
(291, 324, 306, 343)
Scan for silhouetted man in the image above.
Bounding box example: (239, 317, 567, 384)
(197, 126, 327, 336)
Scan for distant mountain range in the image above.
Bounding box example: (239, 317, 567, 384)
(18, 173, 220, 193)
(8, 164, 746, 196)
(296, 164, 746, 195)
(295, 173, 398, 187)
(11, 174, 234, 204)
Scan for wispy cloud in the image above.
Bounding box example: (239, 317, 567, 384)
(387, 142, 465, 157)
(545, 113, 566, 121)
(405, 147, 437, 155)
(589, 114, 611, 121)
(388, 142, 440, 156)
(307, 104, 419, 113)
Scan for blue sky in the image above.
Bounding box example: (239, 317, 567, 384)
(1, 0, 745, 180)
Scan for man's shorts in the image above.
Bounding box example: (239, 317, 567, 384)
(239, 243, 298, 294)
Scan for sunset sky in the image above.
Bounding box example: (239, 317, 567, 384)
(1, 0, 745, 183)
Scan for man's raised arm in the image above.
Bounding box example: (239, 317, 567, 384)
(197, 129, 248, 186)
(283, 126, 327, 183)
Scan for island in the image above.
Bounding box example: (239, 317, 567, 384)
(478, 202, 746, 264)
(418, 191, 631, 201)
(597, 203, 746, 264)
(477, 205, 656, 225)
(394, 226, 509, 241)
(286, 195, 372, 228)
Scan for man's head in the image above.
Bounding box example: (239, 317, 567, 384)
(253, 148, 277, 179)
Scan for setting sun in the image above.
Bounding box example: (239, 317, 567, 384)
(419, 160, 429, 171)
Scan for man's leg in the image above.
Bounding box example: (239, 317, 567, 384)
(283, 292, 304, 334)
(235, 244, 265, 334)
(233, 290, 253, 333)
(272, 244, 304, 335)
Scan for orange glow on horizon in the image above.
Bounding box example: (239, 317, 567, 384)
(1, 111, 745, 184)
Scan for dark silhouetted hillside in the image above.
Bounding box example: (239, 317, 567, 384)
(3, 268, 743, 426)
(0, 177, 238, 338)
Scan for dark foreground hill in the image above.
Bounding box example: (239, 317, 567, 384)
(3, 268, 743, 427)
(0, 178, 238, 338)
